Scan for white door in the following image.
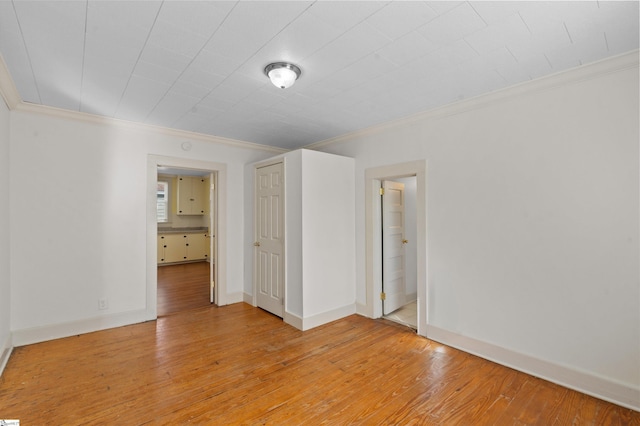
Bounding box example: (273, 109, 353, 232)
(255, 162, 285, 317)
(382, 180, 406, 315)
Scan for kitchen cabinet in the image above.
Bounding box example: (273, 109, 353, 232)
(177, 176, 207, 215)
(158, 234, 187, 263)
(186, 233, 209, 261)
(158, 232, 209, 264)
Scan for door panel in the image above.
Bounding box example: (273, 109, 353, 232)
(255, 162, 284, 317)
(383, 180, 406, 315)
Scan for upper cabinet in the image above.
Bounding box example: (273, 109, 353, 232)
(177, 176, 207, 215)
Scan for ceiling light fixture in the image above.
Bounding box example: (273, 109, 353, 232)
(264, 62, 301, 89)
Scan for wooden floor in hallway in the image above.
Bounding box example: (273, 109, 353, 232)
(157, 261, 211, 316)
(0, 303, 637, 425)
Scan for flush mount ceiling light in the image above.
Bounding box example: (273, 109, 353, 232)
(264, 62, 301, 89)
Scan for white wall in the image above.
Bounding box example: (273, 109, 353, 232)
(0, 94, 11, 372)
(314, 53, 639, 406)
(284, 150, 304, 318)
(300, 149, 356, 322)
(9, 108, 276, 339)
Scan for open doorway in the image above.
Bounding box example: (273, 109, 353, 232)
(146, 155, 228, 322)
(381, 176, 417, 330)
(156, 167, 216, 316)
(364, 160, 427, 336)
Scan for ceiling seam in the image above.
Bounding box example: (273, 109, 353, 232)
(145, 1, 241, 126)
(166, 1, 316, 130)
(10, 0, 41, 103)
(518, 12, 532, 36)
(563, 22, 574, 45)
(79, 0, 88, 112)
(114, 0, 165, 116)
(274, 2, 398, 117)
(467, 2, 488, 27)
(207, 0, 393, 130)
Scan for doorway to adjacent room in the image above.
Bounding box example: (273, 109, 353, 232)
(156, 167, 216, 316)
(364, 160, 427, 336)
(146, 155, 228, 321)
(381, 177, 418, 330)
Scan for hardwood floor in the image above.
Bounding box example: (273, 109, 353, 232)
(0, 303, 637, 425)
(157, 261, 211, 316)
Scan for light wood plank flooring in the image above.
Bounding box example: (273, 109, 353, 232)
(384, 301, 417, 329)
(157, 261, 211, 316)
(0, 303, 637, 424)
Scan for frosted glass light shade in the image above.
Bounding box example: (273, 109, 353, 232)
(264, 62, 301, 89)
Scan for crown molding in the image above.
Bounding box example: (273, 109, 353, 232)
(3, 47, 637, 155)
(306, 49, 640, 151)
(0, 53, 22, 110)
(13, 102, 287, 154)
(0, 54, 286, 154)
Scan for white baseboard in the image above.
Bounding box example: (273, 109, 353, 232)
(283, 305, 357, 331)
(243, 292, 254, 305)
(426, 325, 640, 411)
(301, 304, 356, 331)
(223, 292, 244, 305)
(0, 333, 12, 377)
(355, 302, 369, 317)
(12, 309, 153, 347)
(284, 311, 303, 330)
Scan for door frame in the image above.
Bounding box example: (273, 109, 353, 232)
(365, 160, 427, 336)
(146, 155, 228, 319)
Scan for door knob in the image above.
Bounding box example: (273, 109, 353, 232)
(254, 241, 260, 247)
(402, 239, 408, 244)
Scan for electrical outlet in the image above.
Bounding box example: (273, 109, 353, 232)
(98, 298, 108, 310)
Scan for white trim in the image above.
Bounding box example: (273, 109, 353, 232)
(224, 292, 245, 305)
(13, 102, 286, 154)
(284, 311, 303, 330)
(427, 325, 640, 412)
(0, 51, 284, 155)
(305, 50, 640, 151)
(243, 292, 255, 305)
(0, 333, 12, 376)
(12, 309, 150, 347)
(0, 53, 21, 109)
(365, 161, 428, 336)
(301, 304, 357, 331)
(355, 302, 368, 317)
(147, 155, 228, 314)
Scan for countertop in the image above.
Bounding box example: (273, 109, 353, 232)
(158, 227, 208, 234)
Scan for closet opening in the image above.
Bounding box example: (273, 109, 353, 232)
(364, 160, 427, 336)
(381, 176, 418, 330)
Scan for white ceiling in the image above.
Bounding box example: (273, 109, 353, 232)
(0, 1, 638, 150)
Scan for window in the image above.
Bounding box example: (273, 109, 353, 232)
(157, 181, 169, 222)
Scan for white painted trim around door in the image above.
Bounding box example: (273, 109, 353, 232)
(147, 155, 228, 319)
(365, 160, 427, 336)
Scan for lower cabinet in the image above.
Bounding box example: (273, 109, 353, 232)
(158, 233, 209, 264)
(186, 233, 208, 261)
